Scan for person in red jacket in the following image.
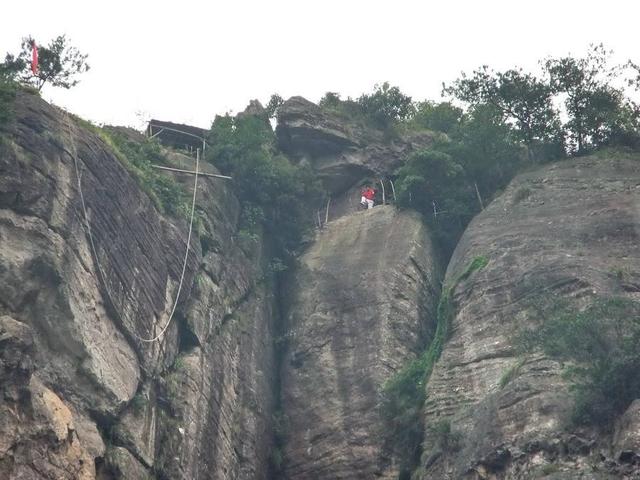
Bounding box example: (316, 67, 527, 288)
(360, 185, 376, 209)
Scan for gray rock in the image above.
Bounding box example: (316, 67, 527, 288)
(100, 447, 152, 480)
(614, 400, 640, 464)
(281, 205, 441, 479)
(420, 153, 640, 478)
(0, 91, 277, 479)
(276, 96, 435, 194)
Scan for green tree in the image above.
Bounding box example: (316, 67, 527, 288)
(544, 44, 630, 153)
(207, 113, 323, 260)
(395, 148, 473, 250)
(266, 93, 284, 119)
(445, 67, 560, 160)
(447, 104, 524, 201)
(395, 104, 522, 254)
(411, 101, 463, 134)
(357, 82, 414, 128)
(521, 296, 640, 428)
(318, 91, 342, 109)
(0, 35, 89, 91)
(0, 77, 17, 127)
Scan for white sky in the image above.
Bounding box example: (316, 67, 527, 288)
(2, 0, 639, 130)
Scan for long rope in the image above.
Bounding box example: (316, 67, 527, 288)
(63, 110, 199, 343)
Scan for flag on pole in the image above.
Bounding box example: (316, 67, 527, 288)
(31, 41, 38, 75)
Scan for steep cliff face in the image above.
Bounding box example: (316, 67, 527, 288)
(7, 89, 640, 480)
(280, 206, 441, 479)
(0, 91, 276, 479)
(420, 153, 640, 479)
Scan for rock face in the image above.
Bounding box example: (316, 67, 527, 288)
(281, 206, 441, 479)
(420, 153, 640, 479)
(0, 315, 95, 480)
(0, 91, 276, 479)
(276, 96, 434, 194)
(8, 90, 640, 480)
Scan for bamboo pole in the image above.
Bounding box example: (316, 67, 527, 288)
(151, 165, 232, 179)
(379, 179, 386, 205)
(390, 179, 397, 202)
(474, 181, 485, 210)
(325, 197, 331, 225)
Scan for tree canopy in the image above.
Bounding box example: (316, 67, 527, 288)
(207, 112, 323, 262)
(357, 81, 414, 128)
(544, 44, 638, 153)
(445, 67, 561, 160)
(444, 44, 640, 156)
(0, 35, 89, 91)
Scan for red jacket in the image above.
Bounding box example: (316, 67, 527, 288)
(362, 188, 376, 200)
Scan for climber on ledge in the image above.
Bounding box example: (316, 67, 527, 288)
(360, 185, 376, 210)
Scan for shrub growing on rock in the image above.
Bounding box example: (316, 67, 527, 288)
(207, 112, 324, 262)
(521, 296, 640, 428)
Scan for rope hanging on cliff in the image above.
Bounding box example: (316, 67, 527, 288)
(62, 109, 200, 344)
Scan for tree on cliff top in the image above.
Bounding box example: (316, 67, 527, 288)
(544, 44, 637, 153)
(357, 82, 414, 128)
(445, 67, 561, 161)
(0, 35, 89, 91)
(207, 112, 324, 261)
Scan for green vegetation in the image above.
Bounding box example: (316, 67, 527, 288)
(535, 464, 561, 477)
(446, 44, 640, 156)
(1, 34, 89, 91)
(513, 186, 532, 204)
(172, 355, 186, 371)
(356, 81, 414, 129)
(499, 357, 526, 389)
(319, 82, 413, 134)
(394, 103, 525, 255)
(544, 45, 638, 153)
(519, 296, 640, 428)
(381, 255, 488, 474)
(100, 129, 191, 218)
(410, 101, 463, 134)
(386, 46, 640, 256)
(130, 392, 147, 416)
(445, 66, 562, 160)
(269, 410, 288, 475)
(0, 77, 17, 128)
(265, 93, 284, 119)
(207, 111, 324, 263)
(610, 265, 631, 282)
(428, 419, 461, 453)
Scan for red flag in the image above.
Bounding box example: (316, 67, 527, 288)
(31, 41, 38, 75)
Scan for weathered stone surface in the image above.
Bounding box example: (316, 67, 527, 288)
(0, 91, 277, 479)
(0, 90, 201, 414)
(281, 205, 441, 479)
(112, 382, 157, 467)
(0, 316, 95, 479)
(98, 447, 152, 480)
(277, 96, 434, 194)
(420, 153, 640, 479)
(155, 278, 276, 480)
(614, 400, 640, 464)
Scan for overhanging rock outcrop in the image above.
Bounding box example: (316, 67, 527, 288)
(419, 153, 640, 479)
(276, 96, 435, 194)
(281, 205, 441, 479)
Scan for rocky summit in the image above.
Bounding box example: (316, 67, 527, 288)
(2, 87, 640, 480)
